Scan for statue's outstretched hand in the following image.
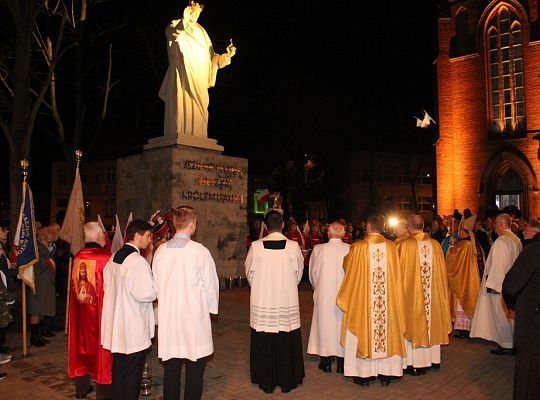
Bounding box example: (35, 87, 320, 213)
(227, 39, 236, 57)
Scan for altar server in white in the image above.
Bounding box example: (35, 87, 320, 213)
(152, 206, 219, 400)
(246, 209, 305, 394)
(101, 220, 156, 400)
(307, 222, 350, 374)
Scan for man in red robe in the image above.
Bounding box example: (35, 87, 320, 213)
(285, 218, 306, 250)
(343, 222, 354, 245)
(68, 222, 112, 399)
(301, 219, 323, 282)
(305, 219, 323, 265)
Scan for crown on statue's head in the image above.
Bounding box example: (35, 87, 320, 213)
(189, 1, 204, 11)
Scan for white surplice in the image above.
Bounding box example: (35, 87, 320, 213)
(470, 230, 522, 348)
(245, 232, 304, 333)
(307, 238, 350, 357)
(152, 233, 219, 362)
(101, 250, 156, 354)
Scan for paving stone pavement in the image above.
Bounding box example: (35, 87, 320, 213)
(0, 284, 514, 399)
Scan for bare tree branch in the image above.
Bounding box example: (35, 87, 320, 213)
(100, 43, 113, 120)
(0, 69, 14, 97)
(25, 10, 67, 148)
(29, 87, 52, 109)
(87, 42, 116, 155)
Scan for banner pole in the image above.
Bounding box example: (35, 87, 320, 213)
(20, 160, 29, 357)
(64, 256, 73, 335)
(22, 283, 27, 356)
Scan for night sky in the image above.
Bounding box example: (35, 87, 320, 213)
(0, 1, 441, 220)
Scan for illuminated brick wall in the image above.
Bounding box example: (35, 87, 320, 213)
(436, 0, 540, 218)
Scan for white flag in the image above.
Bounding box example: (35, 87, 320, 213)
(111, 214, 124, 253)
(60, 164, 85, 255)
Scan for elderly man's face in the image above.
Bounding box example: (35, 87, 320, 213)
(494, 217, 507, 235)
(523, 224, 539, 240)
(48, 223, 60, 240)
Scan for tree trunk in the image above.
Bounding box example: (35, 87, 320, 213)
(6, 0, 39, 241)
(8, 147, 23, 244)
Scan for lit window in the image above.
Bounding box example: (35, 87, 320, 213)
(418, 197, 433, 212)
(399, 196, 414, 211)
(253, 190, 269, 215)
(486, 7, 525, 135)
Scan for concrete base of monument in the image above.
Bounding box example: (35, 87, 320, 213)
(144, 134, 224, 152)
(116, 143, 248, 278)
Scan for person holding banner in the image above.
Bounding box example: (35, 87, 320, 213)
(68, 222, 112, 400)
(27, 227, 56, 347)
(101, 220, 156, 400)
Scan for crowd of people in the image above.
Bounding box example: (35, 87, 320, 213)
(256, 211, 451, 392)
(0, 220, 69, 381)
(0, 204, 539, 399)
(248, 207, 540, 398)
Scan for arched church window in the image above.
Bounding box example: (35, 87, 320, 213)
(486, 7, 525, 136)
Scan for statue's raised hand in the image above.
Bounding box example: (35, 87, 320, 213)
(227, 39, 237, 57)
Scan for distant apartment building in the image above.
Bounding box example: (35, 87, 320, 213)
(336, 151, 435, 224)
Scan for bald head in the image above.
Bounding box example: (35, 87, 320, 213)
(407, 214, 424, 232)
(328, 222, 345, 239)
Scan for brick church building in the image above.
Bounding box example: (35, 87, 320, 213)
(436, 0, 540, 218)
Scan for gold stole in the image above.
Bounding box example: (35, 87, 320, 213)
(416, 238, 434, 337)
(369, 240, 388, 359)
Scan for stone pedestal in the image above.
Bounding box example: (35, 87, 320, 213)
(145, 134, 224, 152)
(116, 143, 248, 278)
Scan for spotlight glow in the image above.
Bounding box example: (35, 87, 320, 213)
(388, 217, 398, 227)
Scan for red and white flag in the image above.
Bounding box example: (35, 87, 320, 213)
(256, 189, 270, 204)
(414, 110, 436, 128)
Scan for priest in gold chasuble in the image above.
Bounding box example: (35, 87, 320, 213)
(397, 215, 451, 376)
(337, 214, 406, 387)
(445, 228, 482, 338)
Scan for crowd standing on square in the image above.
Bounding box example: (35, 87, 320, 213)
(0, 203, 539, 400)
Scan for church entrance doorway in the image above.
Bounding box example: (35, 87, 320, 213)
(494, 169, 523, 212)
